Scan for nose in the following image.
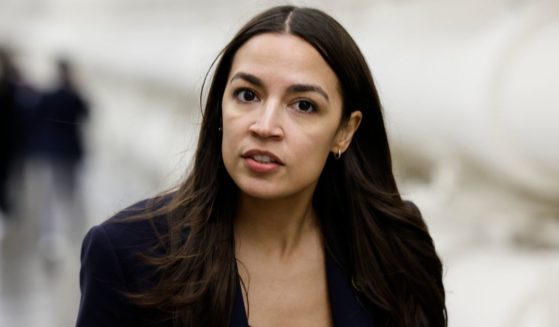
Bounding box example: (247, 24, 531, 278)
(249, 100, 284, 139)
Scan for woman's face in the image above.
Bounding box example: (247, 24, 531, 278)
(221, 33, 360, 201)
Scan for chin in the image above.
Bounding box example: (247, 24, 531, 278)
(237, 179, 317, 202)
(238, 185, 286, 200)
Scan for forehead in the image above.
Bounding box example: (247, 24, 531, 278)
(228, 33, 339, 91)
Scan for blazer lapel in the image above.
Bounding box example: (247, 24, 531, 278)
(326, 253, 376, 326)
(230, 276, 249, 327)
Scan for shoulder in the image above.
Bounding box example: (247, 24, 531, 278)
(77, 194, 175, 326)
(92, 196, 169, 249)
(401, 200, 431, 233)
(403, 200, 421, 216)
(81, 194, 174, 290)
(96, 196, 171, 250)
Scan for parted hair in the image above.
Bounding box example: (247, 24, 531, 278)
(129, 5, 447, 327)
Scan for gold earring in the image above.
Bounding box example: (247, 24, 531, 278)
(334, 148, 342, 159)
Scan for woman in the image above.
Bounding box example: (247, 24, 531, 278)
(77, 5, 447, 327)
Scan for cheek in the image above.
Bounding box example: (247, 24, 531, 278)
(221, 107, 244, 166)
(221, 109, 242, 143)
(221, 120, 234, 162)
(221, 132, 237, 183)
(289, 129, 336, 169)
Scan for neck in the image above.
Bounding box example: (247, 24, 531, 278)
(234, 192, 319, 260)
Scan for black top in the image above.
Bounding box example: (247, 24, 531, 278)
(77, 198, 377, 326)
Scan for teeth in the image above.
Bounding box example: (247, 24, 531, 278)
(253, 155, 273, 163)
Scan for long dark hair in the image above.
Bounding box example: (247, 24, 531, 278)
(131, 6, 446, 327)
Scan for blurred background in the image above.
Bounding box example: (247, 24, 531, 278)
(0, 0, 558, 326)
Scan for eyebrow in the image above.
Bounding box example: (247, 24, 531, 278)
(230, 72, 264, 87)
(230, 72, 330, 102)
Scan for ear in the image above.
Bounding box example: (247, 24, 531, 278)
(332, 111, 362, 155)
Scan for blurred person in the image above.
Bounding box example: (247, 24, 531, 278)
(27, 57, 89, 262)
(77, 6, 446, 327)
(0, 46, 38, 226)
(0, 46, 18, 221)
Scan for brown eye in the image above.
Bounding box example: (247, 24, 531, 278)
(295, 100, 316, 113)
(236, 89, 258, 102)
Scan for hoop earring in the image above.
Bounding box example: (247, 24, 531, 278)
(334, 148, 342, 159)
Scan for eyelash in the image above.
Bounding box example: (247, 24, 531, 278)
(233, 88, 259, 103)
(291, 99, 317, 113)
(232, 88, 319, 114)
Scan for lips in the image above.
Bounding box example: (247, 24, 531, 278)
(241, 149, 284, 173)
(242, 149, 284, 165)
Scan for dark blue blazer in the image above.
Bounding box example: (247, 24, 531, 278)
(76, 199, 377, 326)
